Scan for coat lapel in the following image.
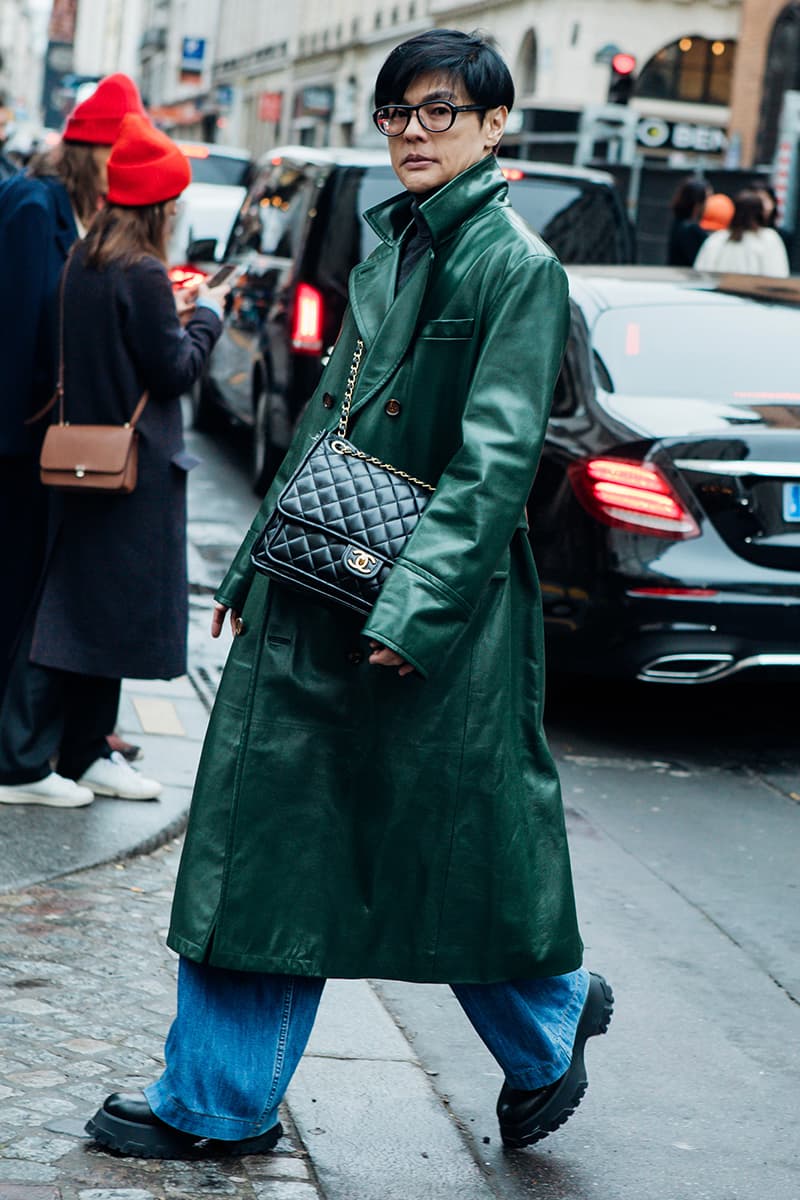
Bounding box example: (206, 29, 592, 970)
(345, 242, 432, 425)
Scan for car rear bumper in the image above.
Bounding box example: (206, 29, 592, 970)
(543, 587, 800, 684)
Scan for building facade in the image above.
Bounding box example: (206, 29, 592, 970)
(0, 0, 42, 122)
(206, 0, 743, 164)
(729, 0, 800, 169)
(49, 0, 757, 165)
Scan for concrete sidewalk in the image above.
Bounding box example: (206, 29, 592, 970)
(0, 612, 506, 1200)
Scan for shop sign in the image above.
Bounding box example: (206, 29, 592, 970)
(258, 91, 282, 123)
(298, 86, 333, 117)
(637, 116, 728, 154)
(181, 37, 206, 75)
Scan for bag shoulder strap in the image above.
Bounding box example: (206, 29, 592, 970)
(27, 244, 149, 427)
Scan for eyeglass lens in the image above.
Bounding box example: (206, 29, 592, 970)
(376, 102, 456, 135)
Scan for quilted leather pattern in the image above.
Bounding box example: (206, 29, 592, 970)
(251, 432, 431, 615)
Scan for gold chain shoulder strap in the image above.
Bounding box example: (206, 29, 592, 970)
(331, 338, 434, 494)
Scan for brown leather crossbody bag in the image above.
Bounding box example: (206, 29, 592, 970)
(36, 248, 148, 493)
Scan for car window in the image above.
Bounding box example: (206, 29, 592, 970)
(226, 161, 316, 258)
(507, 178, 629, 264)
(184, 152, 251, 187)
(309, 167, 398, 300)
(593, 303, 800, 399)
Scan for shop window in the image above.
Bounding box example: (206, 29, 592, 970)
(757, 4, 800, 165)
(636, 36, 737, 106)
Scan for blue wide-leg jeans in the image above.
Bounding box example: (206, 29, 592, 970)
(145, 957, 589, 1140)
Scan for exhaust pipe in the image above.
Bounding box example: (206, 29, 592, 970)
(638, 652, 800, 684)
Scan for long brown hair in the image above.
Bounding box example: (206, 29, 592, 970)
(728, 191, 765, 243)
(28, 142, 106, 226)
(82, 202, 171, 269)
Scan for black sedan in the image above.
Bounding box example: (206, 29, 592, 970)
(533, 267, 800, 684)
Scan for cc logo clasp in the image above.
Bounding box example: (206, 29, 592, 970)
(343, 545, 381, 579)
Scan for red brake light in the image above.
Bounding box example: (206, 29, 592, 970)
(291, 283, 324, 354)
(568, 457, 700, 539)
(168, 265, 209, 290)
(502, 167, 524, 182)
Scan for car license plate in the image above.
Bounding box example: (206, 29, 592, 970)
(784, 482, 800, 522)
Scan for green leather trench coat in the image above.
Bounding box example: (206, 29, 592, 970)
(167, 155, 584, 983)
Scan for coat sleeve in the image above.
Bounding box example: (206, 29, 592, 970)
(123, 257, 222, 398)
(0, 187, 56, 450)
(361, 253, 570, 679)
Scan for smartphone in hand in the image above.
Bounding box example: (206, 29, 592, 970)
(206, 262, 243, 289)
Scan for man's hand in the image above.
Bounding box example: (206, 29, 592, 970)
(211, 602, 240, 639)
(368, 640, 414, 676)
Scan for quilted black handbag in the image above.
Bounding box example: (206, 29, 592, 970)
(250, 339, 434, 616)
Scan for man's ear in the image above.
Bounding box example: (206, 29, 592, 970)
(484, 105, 508, 151)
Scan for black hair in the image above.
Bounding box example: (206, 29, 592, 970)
(374, 28, 514, 112)
(671, 176, 710, 222)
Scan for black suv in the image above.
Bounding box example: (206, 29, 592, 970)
(192, 145, 635, 493)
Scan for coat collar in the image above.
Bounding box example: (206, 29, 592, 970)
(339, 156, 507, 430)
(363, 154, 508, 250)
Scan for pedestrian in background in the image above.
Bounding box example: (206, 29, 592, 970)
(87, 28, 613, 1161)
(695, 189, 790, 277)
(667, 176, 711, 266)
(698, 191, 734, 236)
(0, 115, 226, 809)
(752, 181, 793, 258)
(0, 74, 146, 709)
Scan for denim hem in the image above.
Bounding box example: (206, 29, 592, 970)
(144, 1078, 277, 1142)
(501, 967, 591, 1090)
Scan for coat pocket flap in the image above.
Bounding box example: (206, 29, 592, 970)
(419, 318, 475, 340)
(491, 547, 511, 579)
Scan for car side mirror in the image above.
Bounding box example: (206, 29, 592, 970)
(186, 237, 218, 263)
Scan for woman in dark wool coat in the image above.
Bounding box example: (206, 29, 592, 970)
(0, 115, 225, 809)
(88, 30, 613, 1159)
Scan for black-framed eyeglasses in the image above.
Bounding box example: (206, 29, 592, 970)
(372, 100, 486, 137)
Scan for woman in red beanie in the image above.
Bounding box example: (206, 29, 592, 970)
(0, 115, 228, 808)
(0, 74, 146, 723)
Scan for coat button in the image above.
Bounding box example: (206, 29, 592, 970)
(385, 398, 401, 417)
(322, 392, 335, 409)
(233, 617, 245, 637)
(347, 649, 364, 665)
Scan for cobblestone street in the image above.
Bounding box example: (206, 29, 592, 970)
(0, 840, 322, 1200)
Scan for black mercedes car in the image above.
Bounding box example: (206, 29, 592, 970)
(534, 267, 800, 684)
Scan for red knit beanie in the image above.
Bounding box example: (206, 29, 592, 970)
(106, 114, 191, 206)
(63, 74, 146, 145)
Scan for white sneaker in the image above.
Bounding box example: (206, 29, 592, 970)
(78, 752, 162, 801)
(0, 772, 94, 808)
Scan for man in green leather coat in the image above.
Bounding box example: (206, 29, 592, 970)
(88, 29, 613, 1161)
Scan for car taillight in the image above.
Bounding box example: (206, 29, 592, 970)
(291, 282, 324, 354)
(568, 457, 700, 539)
(168, 265, 209, 291)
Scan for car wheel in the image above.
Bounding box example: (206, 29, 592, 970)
(252, 381, 280, 496)
(191, 372, 224, 433)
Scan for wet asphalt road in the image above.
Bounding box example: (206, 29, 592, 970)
(188, 418, 800, 1200)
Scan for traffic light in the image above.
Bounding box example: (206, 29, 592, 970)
(608, 53, 636, 105)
